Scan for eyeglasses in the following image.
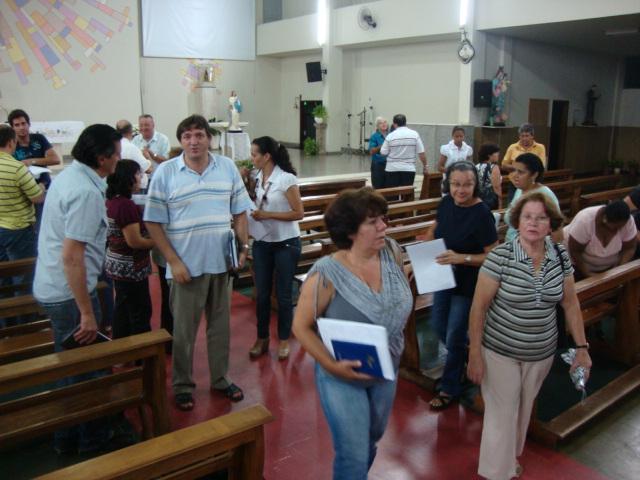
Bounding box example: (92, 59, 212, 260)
(521, 214, 550, 224)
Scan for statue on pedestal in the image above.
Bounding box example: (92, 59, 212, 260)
(228, 90, 242, 131)
(582, 84, 600, 126)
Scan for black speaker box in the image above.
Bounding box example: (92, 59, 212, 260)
(474, 80, 492, 108)
(306, 62, 322, 83)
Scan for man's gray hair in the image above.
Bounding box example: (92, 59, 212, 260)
(518, 123, 535, 135)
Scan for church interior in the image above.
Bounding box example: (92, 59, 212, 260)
(0, 0, 640, 479)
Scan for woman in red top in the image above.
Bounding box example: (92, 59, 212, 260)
(105, 160, 155, 339)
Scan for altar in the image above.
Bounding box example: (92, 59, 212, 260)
(209, 121, 250, 160)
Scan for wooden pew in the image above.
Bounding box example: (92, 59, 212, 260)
(299, 178, 366, 197)
(0, 329, 172, 447)
(0, 319, 53, 365)
(302, 185, 415, 215)
(545, 174, 622, 217)
(419, 173, 442, 199)
(530, 260, 640, 447)
(36, 404, 274, 480)
(0, 257, 36, 297)
(579, 186, 634, 210)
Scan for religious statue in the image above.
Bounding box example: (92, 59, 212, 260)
(582, 84, 601, 126)
(228, 90, 242, 131)
(488, 66, 509, 126)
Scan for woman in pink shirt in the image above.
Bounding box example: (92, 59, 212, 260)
(564, 201, 636, 278)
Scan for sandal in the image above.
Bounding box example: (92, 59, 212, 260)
(175, 392, 194, 411)
(213, 383, 244, 403)
(429, 393, 455, 411)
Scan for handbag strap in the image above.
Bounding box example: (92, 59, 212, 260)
(553, 242, 565, 274)
(481, 162, 492, 190)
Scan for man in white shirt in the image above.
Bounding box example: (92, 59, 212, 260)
(380, 114, 427, 187)
(132, 114, 170, 170)
(116, 119, 151, 190)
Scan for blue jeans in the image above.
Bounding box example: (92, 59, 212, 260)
(252, 237, 301, 340)
(0, 225, 36, 327)
(430, 289, 472, 398)
(315, 363, 397, 480)
(41, 291, 111, 453)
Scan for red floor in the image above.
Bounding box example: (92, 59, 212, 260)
(148, 273, 609, 480)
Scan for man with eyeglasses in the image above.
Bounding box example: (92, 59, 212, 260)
(144, 115, 252, 410)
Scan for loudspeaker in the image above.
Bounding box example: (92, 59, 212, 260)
(624, 56, 640, 89)
(306, 62, 322, 83)
(473, 80, 492, 108)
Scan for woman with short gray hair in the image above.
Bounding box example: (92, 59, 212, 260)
(368, 116, 388, 189)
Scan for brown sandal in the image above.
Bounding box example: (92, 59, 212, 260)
(429, 393, 455, 411)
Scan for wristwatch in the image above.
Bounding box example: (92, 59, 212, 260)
(464, 255, 472, 263)
(241, 244, 250, 251)
(575, 343, 590, 350)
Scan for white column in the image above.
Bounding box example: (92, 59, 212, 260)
(321, 0, 344, 153)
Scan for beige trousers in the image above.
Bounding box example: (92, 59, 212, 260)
(170, 273, 232, 394)
(478, 347, 554, 480)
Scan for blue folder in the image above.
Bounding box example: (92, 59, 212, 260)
(331, 340, 384, 378)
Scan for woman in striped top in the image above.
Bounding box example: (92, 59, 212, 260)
(467, 191, 591, 480)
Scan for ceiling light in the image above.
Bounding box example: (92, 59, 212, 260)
(605, 28, 639, 36)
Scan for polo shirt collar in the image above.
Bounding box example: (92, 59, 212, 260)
(71, 160, 106, 193)
(143, 131, 159, 145)
(518, 141, 538, 152)
(257, 164, 283, 184)
(512, 236, 558, 263)
(177, 152, 216, 173)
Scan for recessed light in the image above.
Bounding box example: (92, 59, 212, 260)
(605, 28, 639, 36)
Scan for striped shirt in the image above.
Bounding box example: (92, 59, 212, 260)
(380, 126, 425, 172)
(0, 151, 41, 229)
(144, 153, 252, 279)
(480, 237, 573, 361)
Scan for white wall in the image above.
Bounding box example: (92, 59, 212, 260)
(346, 40, 461, 127)
(618, 89, 640, 127)
(278, 54, 324, 143)
(476, 0, 640, 29)
(0, 0, 279, 152)
(478, 34, 620, 127)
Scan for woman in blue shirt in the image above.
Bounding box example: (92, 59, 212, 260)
(368, 117, 388, 189)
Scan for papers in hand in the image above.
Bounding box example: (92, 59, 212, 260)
(405, 239, 456, 294)
(28, 165, 52, 179)
(317, 318, 395, 381)
(247, 210, 269, 241)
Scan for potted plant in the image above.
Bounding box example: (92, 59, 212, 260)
(607, 159, 623, 175)
(312, 105, 328, 124)
(303, 137, 318, 156)
(208, 126, 222, 150)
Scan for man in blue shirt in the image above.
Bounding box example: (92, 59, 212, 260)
(33, 124, 122, 454)
(145, 114, 252, 410)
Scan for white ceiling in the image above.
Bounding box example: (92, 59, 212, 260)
(481, 14, 640, 57)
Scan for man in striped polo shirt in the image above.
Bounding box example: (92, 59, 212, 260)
(0, 124, 44, 326)
(145, 114, 252, 410)
(380, 113, 427, 188)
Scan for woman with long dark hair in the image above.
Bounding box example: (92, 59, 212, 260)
(249, 136, 304, 360)
(105, 159, 154, 339)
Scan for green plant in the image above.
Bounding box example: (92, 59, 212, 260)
(303, 137, 318, 156)
(235, 159, 254, 170)
(208, 126, 221, 136)
(312, 105, 328, 121)
(607, 159, 623, 170)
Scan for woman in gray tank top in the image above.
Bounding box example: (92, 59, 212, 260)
(292, 188, 412, 480)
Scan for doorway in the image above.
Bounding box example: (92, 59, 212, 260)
(300, 100, 322, 149)
(548, 100, 569, 170)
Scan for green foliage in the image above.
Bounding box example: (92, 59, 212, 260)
(607, 159, 623, 169)
(235, 159, 254, 170)
(303, 137, 318, 156)
(312, 104, 328, 121)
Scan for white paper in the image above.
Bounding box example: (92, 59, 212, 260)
(248, 212, 269, 241)
(405, 239, 457, 294)
(228, 230, 239, 269)
(317, 318, 395, 381)
(28, 166, 52, 179)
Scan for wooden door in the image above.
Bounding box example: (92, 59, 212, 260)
(528, 99, 550, 127)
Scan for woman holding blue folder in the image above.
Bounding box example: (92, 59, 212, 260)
(293, 187, 412, 480)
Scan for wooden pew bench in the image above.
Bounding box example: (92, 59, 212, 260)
(299, 178, 367, 197)
(0, 329, 172, 448)
(302, 185, 415, 215)
(36, 404, 274, 480)
(0, 319, 53, 365)
(579, 186, 634, 210)
(545, 174, 622, 217)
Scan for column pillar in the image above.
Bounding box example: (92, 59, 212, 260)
(320, 0, 344, 153)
